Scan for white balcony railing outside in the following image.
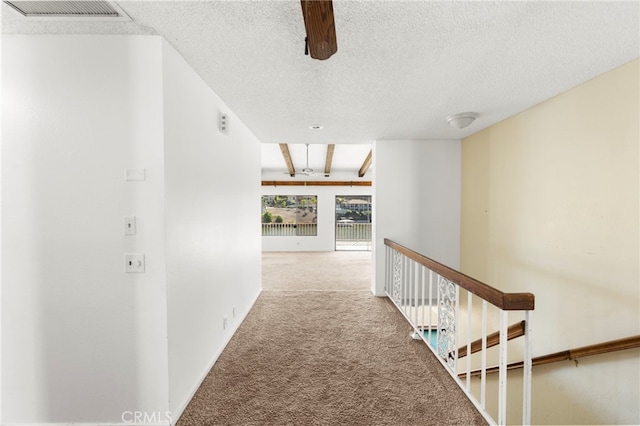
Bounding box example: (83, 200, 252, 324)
(335, 222, 371, 241)
(262, 223, 317, 236)
(336, 222, 372, 251)
(262, 222, 373, 252)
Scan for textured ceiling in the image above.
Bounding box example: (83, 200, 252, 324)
(3, 0, 639, 175)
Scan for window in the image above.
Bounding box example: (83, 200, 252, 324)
(261, 195, 318, 236)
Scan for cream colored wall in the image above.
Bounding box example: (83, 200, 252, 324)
(461, 59, 639, 425)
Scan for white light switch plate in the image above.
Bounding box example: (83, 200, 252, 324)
(124, 216, 136, 235)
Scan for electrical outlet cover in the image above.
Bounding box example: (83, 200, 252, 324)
(124, 253, 145, 273)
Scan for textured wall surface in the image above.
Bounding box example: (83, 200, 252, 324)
(461, 59, 639, 425)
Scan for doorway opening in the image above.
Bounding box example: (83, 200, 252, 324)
(335, 195, 372, 251)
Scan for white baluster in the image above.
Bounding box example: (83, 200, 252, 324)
(498, 310, 508, 426)
(481, 300, 488, 410)
(523, 310, 533, 426)
(414, 261, 419, 331)
(421, 266, 425, 340)
(466, 292, 473, 391)
(428, 270, 433, 342)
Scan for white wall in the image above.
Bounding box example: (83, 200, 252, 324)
(2, 36, 169, 423)
(261, 185, 372, 252)
(161, 40, 262, 418)
(1, 35, 263, 426)
(373, 139, 461, 295)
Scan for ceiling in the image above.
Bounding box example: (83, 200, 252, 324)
(3, 1, 639, 178)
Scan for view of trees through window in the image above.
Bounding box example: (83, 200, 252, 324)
(261, 195, 318, 236)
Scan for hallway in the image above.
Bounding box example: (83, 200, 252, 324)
(177, 252, 485, 425)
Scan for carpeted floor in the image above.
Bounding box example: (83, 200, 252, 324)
(177, 251, 486, 426)
(262, 251, 372, 292)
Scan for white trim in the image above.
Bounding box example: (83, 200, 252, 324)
(465, 292, 473, 391)
(522, 311, 533, 426)
(0, 292, 272, 426)
(169, 288, 262, 426)
(0, 423, 167, 426)
(498, 311, 508, 426)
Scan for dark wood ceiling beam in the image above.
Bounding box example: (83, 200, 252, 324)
(279, 143, 296, 177)
(301, 0, 337, 60)
(324, 144, 335, 177)
(358, 149, 372, 178)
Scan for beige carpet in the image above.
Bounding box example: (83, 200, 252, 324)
(177, 252, 486, 426)
(262, 251, 372, 292)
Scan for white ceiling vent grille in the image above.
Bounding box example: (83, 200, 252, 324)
(3, 1, 130, 21)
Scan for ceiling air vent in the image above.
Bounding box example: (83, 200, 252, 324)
(3, 1, 130, 21)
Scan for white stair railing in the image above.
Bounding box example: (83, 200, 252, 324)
(384, 239, 535, 425)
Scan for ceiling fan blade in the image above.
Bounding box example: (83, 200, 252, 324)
(300, 0, 337, 60)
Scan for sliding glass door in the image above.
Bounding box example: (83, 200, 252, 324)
(335, 195, 372, 251)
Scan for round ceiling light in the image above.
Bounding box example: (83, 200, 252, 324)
(446, 112, 478, 129)
(309, 125, 324, 130)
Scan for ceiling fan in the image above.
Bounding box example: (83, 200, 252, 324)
(280, 143, 316, 177)
(300, 143, 315, 176)
(301, 0, 337, 60)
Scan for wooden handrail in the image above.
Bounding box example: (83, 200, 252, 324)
(385, 239, 534, 311)
(457, 321, 526, 358)
(459, 335, 640, 378)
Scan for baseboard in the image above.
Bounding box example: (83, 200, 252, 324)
(1, 415, 171, 426)
(170, 288, 262, 425)
(1, 291, 263, 426)
(1, 423, 169, 426)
